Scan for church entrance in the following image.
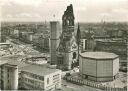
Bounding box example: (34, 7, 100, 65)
(73, 52, 77, 59)
(71, 52, 78, 69)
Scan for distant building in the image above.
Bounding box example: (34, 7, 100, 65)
(79, 52, 119, 82)
(32, 33, 50, 52)
(0, 43, 12, 49)
(19, 32, 34, 43)
(0, 29, 6, 42)
(10, 29, 20, 38)
(107, 30, 126, 38)
(39, 35, 50, 52)
(25, 56, 48, 65)
(0, 63, 18, 90)
(80, 39, 87, 52)
(95, 39, 127, 62)
(82, 30, 95, 51)
(19, 65, 61, 90)
(32, 33, 41, 44)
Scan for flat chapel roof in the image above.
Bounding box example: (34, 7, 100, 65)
(80, 52, 118, 60)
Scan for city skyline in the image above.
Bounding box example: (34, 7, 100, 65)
(0, 0, 128, 22)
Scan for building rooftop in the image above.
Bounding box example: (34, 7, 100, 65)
(96, 39, 126, 43)
(8, 60, 30, 69)
(0, 60, 8, 65)
(80, 52, 118, 60)
(20, 64, 61, 76)
(0, 56, 30, 69)
(0, 43, 11, 45)
(2, 63, 18, 68)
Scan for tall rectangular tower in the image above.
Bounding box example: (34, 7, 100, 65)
(0, 24, 1, 42)
(0, 63, 18, 90)
(50, 21, 60, 65)
(0, 7, 1, 42)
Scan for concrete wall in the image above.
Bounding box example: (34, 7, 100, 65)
(50, 21, 60, 40)
(19, 71, 44, 90)
(44, 70, 61, 90)
(11, 67, 18, 90)
(97, 60, 112, 77)
(79, 55, 83, 73)
(80, 57, 97, 76)
(2, 66, 8, 90)
(96, 77, 113, 82)
(113, 58, 119, 76)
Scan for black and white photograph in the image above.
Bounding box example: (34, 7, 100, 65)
(0, 0, 127, 91)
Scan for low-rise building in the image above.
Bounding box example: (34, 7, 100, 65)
(19, 65, 61, 90)
(0, 59, 61, 90)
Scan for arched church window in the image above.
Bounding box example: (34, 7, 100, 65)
(72, 52, 76, 59)
(47, 78, 49, 84)
(66, 20, 69, 25)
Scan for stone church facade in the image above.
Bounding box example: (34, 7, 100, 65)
(57, 4, 78, 70)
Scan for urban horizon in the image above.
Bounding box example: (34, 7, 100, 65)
(0, 0, 128, 22)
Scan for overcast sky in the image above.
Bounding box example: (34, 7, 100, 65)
(0, 0, 128, 22)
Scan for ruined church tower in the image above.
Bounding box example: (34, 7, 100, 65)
(57, 4, 78, 70)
